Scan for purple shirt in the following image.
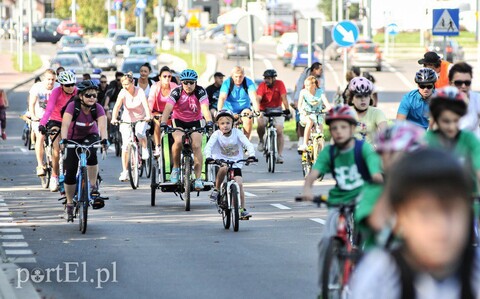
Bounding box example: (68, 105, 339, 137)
(64, 102, 105, 140)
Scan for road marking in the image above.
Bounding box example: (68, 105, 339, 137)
(262, 58, 274, 70)
(383, 61, 416, 90)
(0, 228, 21, 233)
(271, 203, 291, 210)
(0, 217, 13, 221)
(5, 249, 33, 255)
(2, 242, 28, 247)
(0, 235, 24, 240)
(19, 147, 28, 153)
(0, 203, 6, 206)
(244, 191, 257, 197)
(310, 218, 326, 225)
(8, 257, 37, 263)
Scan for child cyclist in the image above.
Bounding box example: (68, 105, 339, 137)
(204, 109, 257, 219)
(300, 105, 383, 292)
(351, 148, 480, 299)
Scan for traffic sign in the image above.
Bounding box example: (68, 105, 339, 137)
(236, 14, 264, 44)
(432, 8, 459, 36)
(186, 14, 201, 28)
(113, 0, 122, 11)
(332, 21, 359, 47)
(136, 0, 146, 10)
(387, 23, 399, 35)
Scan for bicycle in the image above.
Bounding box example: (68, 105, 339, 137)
(299, 112, 326, 178)
(207, 158, 257, 232)
(39, 128, 60, 189)
(63, 139, 105, 234)
(151, 126, 213, 211)
(295, 195, 361, 299)
(20, 114, 34, 150)
(261, 110, 288, 173)
(109, 116, 122, 157)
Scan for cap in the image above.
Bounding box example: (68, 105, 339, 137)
(418, 51, 441, 65)
(213, 72, 225, 78)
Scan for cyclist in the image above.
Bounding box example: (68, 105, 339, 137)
(0, 88, 8, 140)
(297, 75, 331, 151)
(217, 66, 258, 139)
(104, 71, 124, 125)
(97, 74, 109, 110)
(396, 68, 437, 130)
(28, 69, 56, 176)
(450, 62, 480, 137)
(418, 51, 451, 88)
(134, 62, 155, 98)
(148, 66, 178, 156)
(160, 69, 213, 190)
(256, 69, 290, 163)
(39, 70, 78, 192)
(205, 71, 225, 118)
(59, 80, 109, 222)
(300, 105, 383, 291)
(347, 77, 387, 144)
(111, 72, 152, 181)
(204, 109, 256, 218)
(351, 149, 480, 299)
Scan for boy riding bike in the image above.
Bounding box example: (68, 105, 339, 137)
(204, 109, 256, 219)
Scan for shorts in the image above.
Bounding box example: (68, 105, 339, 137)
(260, 108, 284, 126)
(63, 134, 100, 185)
(119, 121, 150, 151)
(299, 112, 325, 127)
(231, 168, 242, 177)
(172, 119, 204, 129)
(46, 120, 62, 130)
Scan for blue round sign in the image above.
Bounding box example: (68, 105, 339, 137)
(332, 21, 359, 47)
(387, 23, 399, 35)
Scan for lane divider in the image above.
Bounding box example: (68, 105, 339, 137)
(310, 218, 326, 225)
(270, 203, 291, 210)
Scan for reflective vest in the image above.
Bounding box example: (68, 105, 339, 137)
(435, 60, 451, 88)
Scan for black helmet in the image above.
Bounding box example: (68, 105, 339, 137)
(77, 80, 98, 93)
(263, 69, 277, 77)
(415, 68, 437, 84)
(215, 109, 235, 122)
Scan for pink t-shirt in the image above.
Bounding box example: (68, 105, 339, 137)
(148, 81, 178, 113)
(64, 102, 106, 140)
(167, 86, 208, 122)
(118, 86, 148, 122)
(40, 85, 78, 126)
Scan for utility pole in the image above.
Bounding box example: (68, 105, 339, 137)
(28, 0, 33, 65)
(72, 0, 77, 23)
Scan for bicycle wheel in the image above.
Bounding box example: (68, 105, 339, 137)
(221, 185, 231, 229)
(128, 145, 139, 189)
(145, 139, 153, 178)
(78, 167, 89, 234)
(322, 238, 345, 299)
(230, 184, 240, 232)
(26, 125, 33, 150)
(183, 156, 191, 211)
(268, 133, 276, 173)
(22, 123, 29, 146)
(114, 129, 121, 157)
(150, 159, 158, 206)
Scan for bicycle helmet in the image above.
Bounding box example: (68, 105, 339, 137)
(429, 86, 467, 120)
(375, 121, 425, 153)
(57, 70, 76, 85)
(263, 69, 277, 77)
(215, 109, 235, 122)
(180, 69, 198, 81)
(76, 80, 98, 93)
(348, 77, 374, 96)
(325, 105, 358, 126)
(414, 67, 437, 84)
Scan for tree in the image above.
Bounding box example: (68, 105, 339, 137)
(318, 0, 360, 21)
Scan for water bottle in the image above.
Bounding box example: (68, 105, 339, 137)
(58, 173, 65, 195)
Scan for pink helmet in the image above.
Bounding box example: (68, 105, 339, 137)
(349, 77, 374, 95)
(325, 105, 358, 125)
(375, 121, 425, 153)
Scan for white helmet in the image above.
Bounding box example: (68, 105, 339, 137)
(57, 70, 76, 85)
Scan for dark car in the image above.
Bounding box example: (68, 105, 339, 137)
(426, 39, 465, 63)
(24, 24, 63, 43)
(290, 44, 320, 70)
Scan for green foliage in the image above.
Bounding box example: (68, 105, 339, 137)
(12, 52, 42, 73)
(54, 0, 71, 20)
(318, 0, 359, 21)
(77, 0, 108, 33)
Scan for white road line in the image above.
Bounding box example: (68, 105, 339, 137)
(310, 218, 326, 225)
(0, 198, 4, 201)
(9, 257, 37, 263)
(2, 242, 28, 247)
(0, 235, 24, 240)
(0, 212, 11, 217)
(384, 61, 416, 90)
(0, 217, 13, 221)
(0, 203, 6, 206)
(0, 228, 21, 233)
(262, 58, 274, 70)
(5, 249, 33, 255)
(325, 62, 341, 88)
(18, 147, 28, 153)
(244, 191, 257, 197)
(271, 203, 291, 210)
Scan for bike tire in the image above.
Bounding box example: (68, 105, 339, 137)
(231, 184, 240, 232)
(322, 238, 345, 299)
(150, 160, 157, 206)
(269, 133, 276, 173)
(23, 124, 29, 146)
(302, 162, 311, 178)
(114, 130, 121, 157)
(183, 156, 191, 211)
(221, 183, 230, 229)
(145, 139, 153, 178)
(26, 126, 33, 150)
(78, 167, 88, 234)
(128, 146, 139, 189)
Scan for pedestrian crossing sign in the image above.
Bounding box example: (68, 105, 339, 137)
(432, 8, 459, 36)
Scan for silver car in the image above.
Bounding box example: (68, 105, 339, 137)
(86, 45, 117, 71)
(348, 43, 382, 72)
(50, 54, 86, 74)
(120, 57, 158, 79)
(223, 36, 249, 60)
(124, 44, 158, 69)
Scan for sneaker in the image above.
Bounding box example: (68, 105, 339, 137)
(50, 176, 59, 192)
(153, 146, 162, 157)
(210, 189, 219, 203)
(276, 155, 284, 164)
(170, 168, 180, 184)
(257, 141, 264, 152)
(1, 132, 6, 140)
(36, 166, 45, 176)
(66, 204, 74, 222)
(194, 178, 203, 191)
(142, 147, 150, 160)
(297, 144, 308, 152)
(119, 171, 129, 181)
(240, 208, 251, 219)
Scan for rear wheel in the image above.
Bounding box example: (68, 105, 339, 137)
(145, 138, 153, 178)
(322, 238, 345, 299)
(183, 156, 191, 211)
(114, 129, 121, 157)
(40, 165, 51, 189)
(128, 145, 139, 189)
(150, 160, 158, 206)
(78, 167, 89, 234)
(231, 184, 240, 232)
(269, 133, 276, 173)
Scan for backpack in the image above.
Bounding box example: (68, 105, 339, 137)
(61, 97, 98, 122)
(227, 77, 249, 98)
(329, 139, 372, 184)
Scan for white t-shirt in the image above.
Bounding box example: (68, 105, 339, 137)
(29, 82, 54, 118)
(460, 91, 480, 137)
(204, 128, 255, 168)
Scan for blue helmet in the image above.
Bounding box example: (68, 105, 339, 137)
(180, 69, 198, 81)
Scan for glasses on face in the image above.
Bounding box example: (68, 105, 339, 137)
(162, 75, 172, 78)
(84, 93, 98, 99)
(453, 80, 472, 87)
(63, 83, 75, 88)
(125, 73, 133, 79)
(418, 84, 434, 90)
(264, 77, 273, 80)
(182, 80, 196, 86)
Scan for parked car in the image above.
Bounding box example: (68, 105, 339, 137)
(426, 39, 465, 63)
(348, 42, 382, 71)
(108, 31, 135, 55)
(125, 37, 151, 49)
(85, 45, 117, 71)
(57, 35, 85, 49)
(56, 20, 84, 36)
(23, 24, 63, 43)
(290, 44, 320, 70)
(40, 18, 61, 32)
(120, 57, 158, 79)
(224, 36, 249, 60)
(57, 48, 94, 68)
(50, 54, 85, 74)
(124, 44, 158, 68)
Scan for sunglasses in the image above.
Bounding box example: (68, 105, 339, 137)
(182, 80, 196, 86)
(84, 93, 98, 99)
(453, 80, 472, 87)
(162, 75, 172, 78)
(63, 83, 75, 88)
(418, 84, 434, 90)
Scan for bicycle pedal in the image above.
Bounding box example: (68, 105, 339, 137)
(240, 216, 251, 220)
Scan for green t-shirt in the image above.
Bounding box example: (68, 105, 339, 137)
(355, 107, 387, 144)
(355, 183, 384, 250)
(313, 141, 382, 204)
(425, 130, 480, 195)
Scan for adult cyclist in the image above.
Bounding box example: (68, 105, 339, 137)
(160, 69, 213, 190)
(59, 80, 108, 222)
(396, 68, 437, 130)
(39, 70, 78, 192)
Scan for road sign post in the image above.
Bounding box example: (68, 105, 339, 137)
(298, 18, 323, 68)
(236, 14, 264, 79)
(332, 20, 359, 86)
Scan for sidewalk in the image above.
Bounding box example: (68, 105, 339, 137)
(0, 52, 48, 94)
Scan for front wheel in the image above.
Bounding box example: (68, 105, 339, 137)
(230, 184, 240, 232)
(114, 129, 121, 157)
(145, 139, 153, 178)
(128, 145, 139, 189)
(183, 156, 191, 211)
(322, 238, 346, 299)
(78, 167, 89, 234)
(150, 160, 158, 206)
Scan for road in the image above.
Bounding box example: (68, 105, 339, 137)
(0, 37, 428, 298)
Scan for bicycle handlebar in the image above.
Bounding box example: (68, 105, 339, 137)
(207, 157, 258, 166)
(295, 195, 356, 209)
(164, 126, 207, 135)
